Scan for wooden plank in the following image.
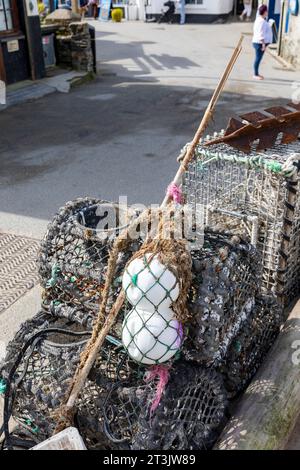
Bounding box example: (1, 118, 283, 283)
(0, 44, 7, 83)
(215, 299, 300, 450)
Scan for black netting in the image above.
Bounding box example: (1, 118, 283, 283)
(0, 313, 228, 450)
(103, 363, 227, 450)
(221, 295, 283, 397)
(0, 311, 139, 449)
(38, 197, 141, 318)
(183, 231, 260, 366)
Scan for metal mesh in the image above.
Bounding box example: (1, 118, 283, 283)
(182, 139, 300, 307)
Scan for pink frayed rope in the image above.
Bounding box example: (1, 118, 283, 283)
(167, 183, 183, 205)
(145, 364, 171, 417)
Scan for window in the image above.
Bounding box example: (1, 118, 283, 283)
(0, 0, 18, 34)
(186, 0, 203, 4)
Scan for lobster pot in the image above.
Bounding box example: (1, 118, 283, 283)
(38, 197, 140, 317)
(0, 311, 139, 449)
(183, 231, 259, 367)
(182, 139, 300, 307)
(103, 363, 227, 450)
(220, 295, 283, 397)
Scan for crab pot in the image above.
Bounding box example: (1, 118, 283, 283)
(182, 139, 300, 308)
(103, 362, 227, 450)
(38, 198, 141, 318)
(183, 230, 260, 367)
(0, 311, 139, 450)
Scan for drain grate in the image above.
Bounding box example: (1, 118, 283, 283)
(0, 233, 40, 313)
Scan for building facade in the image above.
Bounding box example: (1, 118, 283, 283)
(0, 0, 45, 85)
(142, 0, 234, 23)
(280, 0, 300, 68)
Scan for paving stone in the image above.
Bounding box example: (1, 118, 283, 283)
(0, 233, 40, 314)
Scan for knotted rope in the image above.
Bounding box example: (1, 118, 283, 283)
(195, 150, 300, 178)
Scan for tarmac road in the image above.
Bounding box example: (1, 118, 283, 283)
(0, 21, 295, 239)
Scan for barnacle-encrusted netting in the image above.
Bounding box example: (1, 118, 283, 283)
(183, 231, 260, 367)
(182, 139, 300, 307)
(220, 295, 283, 397)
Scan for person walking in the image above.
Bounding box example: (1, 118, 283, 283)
(252, 4, 273, 80)
(240, 0, 253, 21)
(178, 0, 185, 25)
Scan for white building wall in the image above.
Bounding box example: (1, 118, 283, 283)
(281, 11, 300, 68)
(145, 0, 234, 17)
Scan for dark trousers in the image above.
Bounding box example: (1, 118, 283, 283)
(253, 43, 265, 76)
(91, 3, 98, 19)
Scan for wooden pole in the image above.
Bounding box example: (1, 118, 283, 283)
(277, 0, 286, 57)
(215, 300, 300, 450)
(161, 35, 243, 207)
(56, 36, 244, 426)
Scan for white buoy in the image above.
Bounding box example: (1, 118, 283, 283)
(122, 254, 183, 365)
(122, 307, 183, 365)
(122, 254, 179, 313)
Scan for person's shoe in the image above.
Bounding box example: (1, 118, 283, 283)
(253, 75, 264, 80)
(239, 15, 244, 21)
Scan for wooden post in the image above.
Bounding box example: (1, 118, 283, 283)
(277, 0, 286, 57)
(23, 0, 45, 81)
(215, 300, 300, 450)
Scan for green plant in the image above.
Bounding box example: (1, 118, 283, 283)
(112, 8, 123, 22)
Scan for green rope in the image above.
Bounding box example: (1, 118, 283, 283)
(25, 418, 39, 434)
(196, 150, 298, 178)
(0, 378, 6, 394)
(46, 263, 61, 289)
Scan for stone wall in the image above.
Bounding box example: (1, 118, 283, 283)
(281, 14, 300, 69)
(44, 10, 95, 73)
(70, 23, 94, 73)
(55, 22, 94, 73)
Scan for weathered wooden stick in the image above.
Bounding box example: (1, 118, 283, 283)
(57, 36, 244, 425)
(66, 290, 126, 409)
(215, 300, 300, 450)
(161, 35, 243, 207)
